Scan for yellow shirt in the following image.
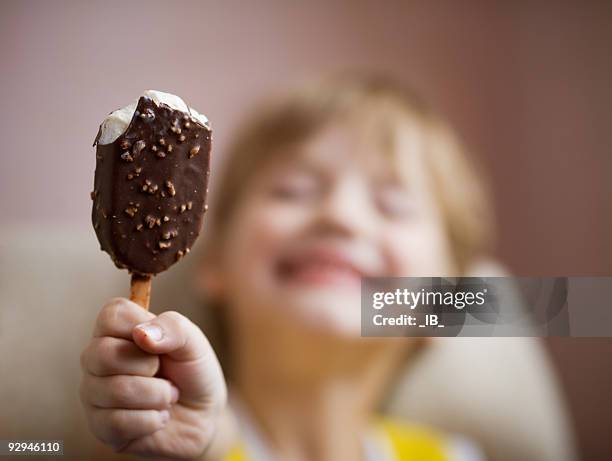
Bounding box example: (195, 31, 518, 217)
(223, 416, 450, 461)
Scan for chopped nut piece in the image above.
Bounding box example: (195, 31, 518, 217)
(163, 216, 170, 222)
(159, 137, 166, 146)
(136, 223, 143, 231)
(156, 151, 166, 158)
(187, 201, 193, 210)
(167, 144, 173, 153)
(184, 121, 191, 129)
(142, 181, 158, 194)
(159, 241, 172, 250)
(145, 215, 156, 229)
(162, 229, 178, 240)
(124, 207, 138, 217)
(152, 145, 158, 152)
(120, 139, 131, 150)
(189, 145, 200, 158)
(133, 140, 146, 154)
(121, 152, 134, 162)
(180, 204, 187, 213)
(139, 108, 155, 120)
(179, 134, 186, 142)
(165, 180, 176, 197)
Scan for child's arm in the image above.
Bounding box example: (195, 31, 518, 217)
(79, 298, 233, 460)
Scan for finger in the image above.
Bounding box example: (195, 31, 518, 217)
(81, 336, 160, 377)
(132, 311, 227, 410)
(94, 298, 155, 340)
(81, 374, 179, 410)
(86, 406, 170, 448)
(132, 311, 211, 362)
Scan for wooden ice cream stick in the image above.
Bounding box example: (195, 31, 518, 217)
(130, 274, 152, 310)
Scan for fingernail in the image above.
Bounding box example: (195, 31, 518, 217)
(160, 410, 170, 423)
(170, 385, 180, 403)
(136, 323, 163, 341)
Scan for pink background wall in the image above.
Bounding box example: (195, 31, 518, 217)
(1, 1, 611, 459)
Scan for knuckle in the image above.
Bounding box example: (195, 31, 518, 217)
(164, 310, 203, 339)
(106, 296, 128, 307)
(91, 338, 112, 371)
(106, 411, 128, 440)
(98, 300, 124, 327)
(78, 376, 90, 405)
(162, 310, 188, 326)
(79, 344, 91, 371)
(91, 337, 119, 375)
(94, 337, 159, 377)
(108, 376, 135, 404)
(162, 310, 195, 339)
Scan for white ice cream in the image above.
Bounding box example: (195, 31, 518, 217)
(97, 90, 209, 145)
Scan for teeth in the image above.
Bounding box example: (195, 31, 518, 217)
(292, 259, 360, 276)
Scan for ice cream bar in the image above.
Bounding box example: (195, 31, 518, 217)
(91, 90, 211, 308)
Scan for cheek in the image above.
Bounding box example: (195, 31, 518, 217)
(383, 221, 456, 276)
(221, 201, 310, 300)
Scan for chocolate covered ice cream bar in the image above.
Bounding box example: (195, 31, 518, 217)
(91, 90, 211, 307)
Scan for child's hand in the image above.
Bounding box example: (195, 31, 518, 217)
(80, 298, 227, 460)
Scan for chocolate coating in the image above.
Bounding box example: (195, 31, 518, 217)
(92, 96, 211, 275)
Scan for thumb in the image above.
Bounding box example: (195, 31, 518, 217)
(132, 311, 226, 410)
(132, 311, 210, 361)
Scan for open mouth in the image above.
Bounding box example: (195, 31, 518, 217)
(275, 248, 368, 288)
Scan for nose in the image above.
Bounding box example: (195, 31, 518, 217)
(313, 175, 377, 238)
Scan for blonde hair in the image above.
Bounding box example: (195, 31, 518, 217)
(206, 74, 495, 274)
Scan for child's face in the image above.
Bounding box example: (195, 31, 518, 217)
(208, 120, 456, 337)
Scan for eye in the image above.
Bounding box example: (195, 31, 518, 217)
(267, 171, 320, 201)
(376, 186, 418, 219)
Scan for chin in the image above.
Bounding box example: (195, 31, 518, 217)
(280, 289, 363, 338)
